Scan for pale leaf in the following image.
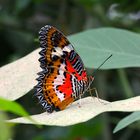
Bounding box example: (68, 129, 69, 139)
(8, 96, 140, 126)
(0, 49, 40, 100)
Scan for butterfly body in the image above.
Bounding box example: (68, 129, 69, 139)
(35, 25, 90, 113)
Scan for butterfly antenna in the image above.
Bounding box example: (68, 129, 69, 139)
(93, 54, 113, 76)
(87, 54, 113, 87)
(95, 54, 112, 72)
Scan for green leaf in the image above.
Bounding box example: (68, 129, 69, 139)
(0, 98, 39, 125)
(69, 28, 140, 69)
(0, 98, 38, 125)
(113, 111, 140, 133)
(0, 97, 29, 117)
(0, 113, 12, 140)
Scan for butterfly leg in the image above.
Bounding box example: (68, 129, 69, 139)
(88, 87, 105, 104)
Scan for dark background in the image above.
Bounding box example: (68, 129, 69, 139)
(0, 0, 140, 140)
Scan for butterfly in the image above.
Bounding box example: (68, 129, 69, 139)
(35, 25, 94, 113)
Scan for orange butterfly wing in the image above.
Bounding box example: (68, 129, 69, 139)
(35, 25, 88, 113)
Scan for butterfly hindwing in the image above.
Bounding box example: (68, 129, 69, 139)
(35, 25, 89, 113)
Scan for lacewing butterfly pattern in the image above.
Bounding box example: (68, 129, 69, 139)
(34, 25, 92, 113)
(35, 25, 111, 113)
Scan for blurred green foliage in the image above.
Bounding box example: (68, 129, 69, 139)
(0, 0, 140, 140)
(0, 113, 12, 140)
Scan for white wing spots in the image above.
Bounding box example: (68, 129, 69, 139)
(52, 47, 63, 57)
(53, 62, 66, 101)
(63, 44, 74, 52)
(51, 44, 73, 59)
